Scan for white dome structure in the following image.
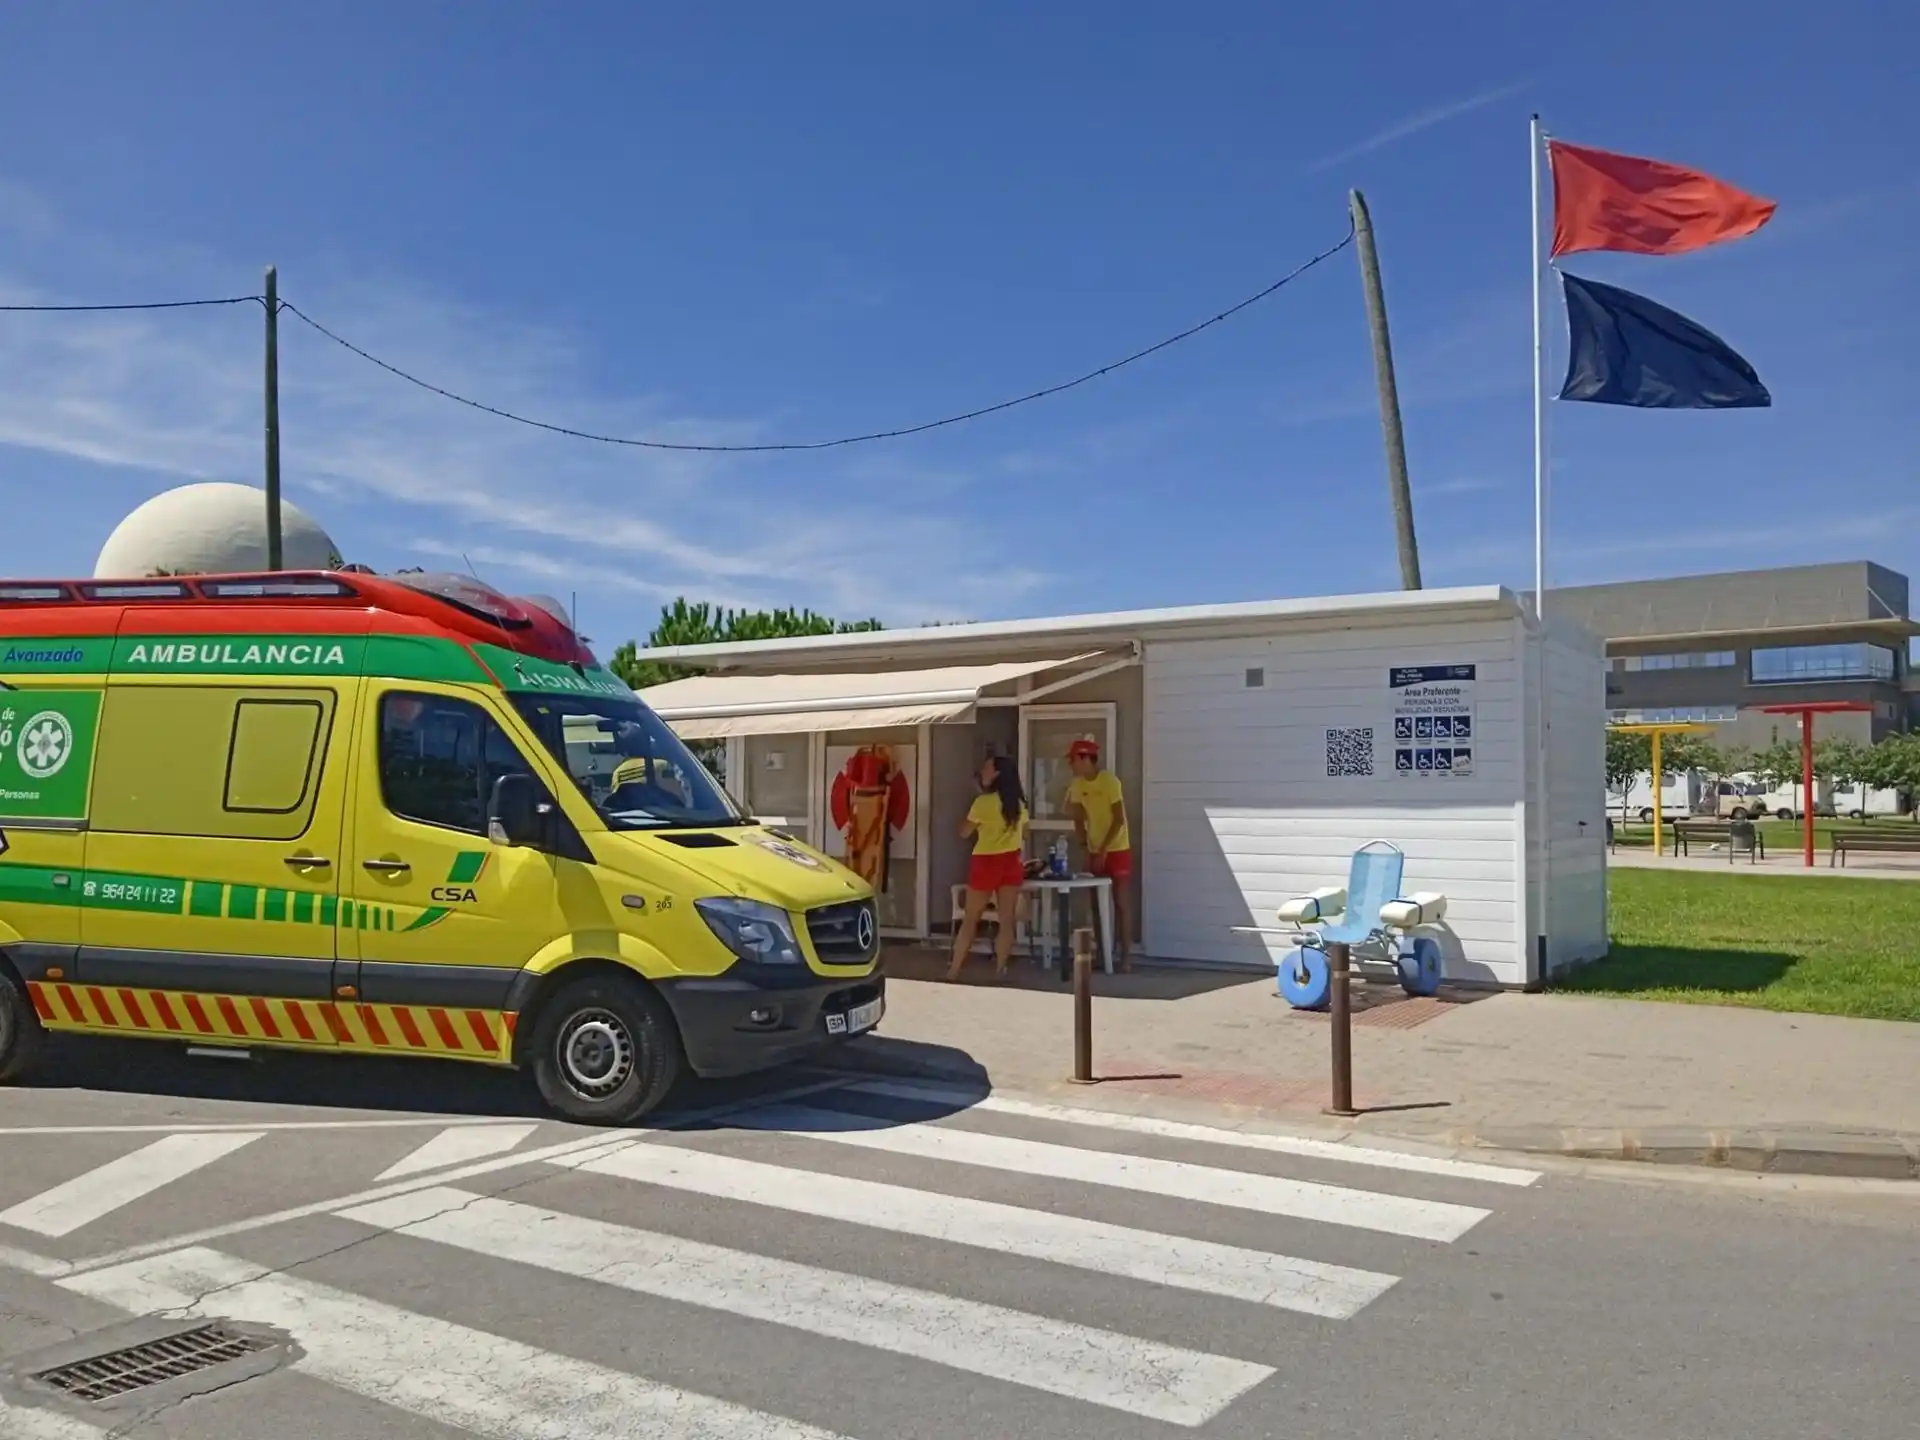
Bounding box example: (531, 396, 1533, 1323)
(94, 483, 342, 578)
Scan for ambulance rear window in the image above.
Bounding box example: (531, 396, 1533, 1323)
(225, 700, 328, 813)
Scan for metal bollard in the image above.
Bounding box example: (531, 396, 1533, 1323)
(1325, 940, 1357, 1117)
(1069, 927, 1096, 1085)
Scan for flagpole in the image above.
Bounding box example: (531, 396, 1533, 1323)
(1530, 113, 1547, 619)
(1528, 112, 1552, 987)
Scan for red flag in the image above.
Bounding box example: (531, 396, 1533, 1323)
(1549, 140, 1776, 257)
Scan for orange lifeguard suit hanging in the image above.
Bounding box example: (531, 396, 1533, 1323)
(829, 745, 911, 890)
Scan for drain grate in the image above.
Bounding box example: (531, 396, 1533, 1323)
(32, 1323, 276, 1402)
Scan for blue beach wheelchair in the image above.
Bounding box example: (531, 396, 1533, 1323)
(1271, 841, 1448, 1009)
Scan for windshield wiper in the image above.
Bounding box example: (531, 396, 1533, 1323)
(605, 813, 754, 831)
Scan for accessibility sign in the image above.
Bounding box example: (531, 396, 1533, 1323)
(1390, 664, 1475, 779)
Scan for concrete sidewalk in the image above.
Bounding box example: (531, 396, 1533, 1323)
(838, 948, 1920, 1179)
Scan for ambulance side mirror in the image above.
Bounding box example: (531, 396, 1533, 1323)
(488, 773, 548, 848)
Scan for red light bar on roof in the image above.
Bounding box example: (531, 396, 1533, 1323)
(198, 578, 356, 598)
(80, 581, 191, 600)
(389, 572, 533, 629)
(520, 593, 577, 632)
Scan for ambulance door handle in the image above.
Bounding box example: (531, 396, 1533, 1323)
(284, 855, 332, 871)
(362, 858, 412, 873)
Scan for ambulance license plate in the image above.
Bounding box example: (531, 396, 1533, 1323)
(826, 997, 884, 1036)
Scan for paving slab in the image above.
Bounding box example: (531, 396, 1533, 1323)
(842, 946, 1920, 1177)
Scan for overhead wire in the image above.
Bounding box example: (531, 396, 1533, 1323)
(0, 296, 263, 312)
(275, 222, 1356, 452)
(0, 220, 1356, 451)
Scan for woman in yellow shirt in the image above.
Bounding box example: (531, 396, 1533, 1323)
(947, 754, 1029, 981)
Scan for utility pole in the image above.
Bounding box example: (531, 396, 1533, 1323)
(264, 264, 283, 571)
(1349, 190, 1421, 589)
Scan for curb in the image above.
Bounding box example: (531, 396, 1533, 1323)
(824, 1038, 1920, 1181)
(1449, 1125, 1920, 1180)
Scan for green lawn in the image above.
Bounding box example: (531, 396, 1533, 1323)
(1554, 868, 1920, 1021)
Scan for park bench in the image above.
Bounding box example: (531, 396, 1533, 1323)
(1829, 830, 1920, 867)
(1669, 820, 1764, 862)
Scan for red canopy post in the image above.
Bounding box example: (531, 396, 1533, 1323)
(1754, 702, 1874, 868)
(1800, 713, 1815, 867)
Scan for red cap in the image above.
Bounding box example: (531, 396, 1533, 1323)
(1067, 738, 1101, 761)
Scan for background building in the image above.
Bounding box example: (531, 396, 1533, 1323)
(1548, 561, 1918, 747)
(636, 588, 1608, 986)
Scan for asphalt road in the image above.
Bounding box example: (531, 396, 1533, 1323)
(0, 1036, 1914, 1439)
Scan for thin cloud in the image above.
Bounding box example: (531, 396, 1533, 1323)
(1422, 508, 1917, 589)
(1263, 287, 1528, 428)
(1307, 80, 1531, 174)
(1751, 174, 1920, 246)
(1426, 476, 1502, 497)
(1556, 510, 1920, 568)
(0, 185, 1054, 630)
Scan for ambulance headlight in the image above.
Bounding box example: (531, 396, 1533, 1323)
(696, 897, 804, 965)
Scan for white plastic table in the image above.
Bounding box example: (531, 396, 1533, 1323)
(1023, 875, 1115, 976)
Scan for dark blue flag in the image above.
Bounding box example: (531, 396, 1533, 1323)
(1559, 272, 1770, 409)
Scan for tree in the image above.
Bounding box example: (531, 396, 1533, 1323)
(609, 598, 884, 690)
(1892, 735, 1920, 820)
(1815, 737, 1873, 820)
(1604, 730, 1649, 819)
(1604, 729, 1723, 820)
(1747, 739, 1802, 794)
(1656, 732, 1717, 780)
(1674, 739, 1749, 815)
(1860, 732, 1920, 819)
(1745, 736, 1880, 820)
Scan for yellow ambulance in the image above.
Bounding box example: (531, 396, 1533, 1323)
(0, 570, 883, 1123)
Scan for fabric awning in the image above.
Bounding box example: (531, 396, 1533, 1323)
(639, 656, 1093, 739)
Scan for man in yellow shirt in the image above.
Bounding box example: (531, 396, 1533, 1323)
(1065, 738, 1131, 969)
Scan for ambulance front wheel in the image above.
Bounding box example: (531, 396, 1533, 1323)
(528, 971, 682, 1125)
(0, 966, 46, 1084)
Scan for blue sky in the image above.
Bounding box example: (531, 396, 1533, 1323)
(1, 2, 1912, 646)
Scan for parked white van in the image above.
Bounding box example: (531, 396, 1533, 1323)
(1609, 769, 1704, 823)
(1830, 782, 1908, 819)
(1707, 778, 1774, 820)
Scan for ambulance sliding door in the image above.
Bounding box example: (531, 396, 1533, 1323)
(75, 679, 356, 1042)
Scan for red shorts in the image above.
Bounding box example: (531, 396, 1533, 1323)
(1091, 848, 1133, 884)
(968, 851, 1026, 892)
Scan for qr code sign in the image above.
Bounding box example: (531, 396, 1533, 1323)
(1325, 726, 1374, 777)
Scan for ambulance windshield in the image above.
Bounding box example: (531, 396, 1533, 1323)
(510, 694, 744, 829)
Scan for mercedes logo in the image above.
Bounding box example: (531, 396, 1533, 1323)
(855, 905, 876, 954)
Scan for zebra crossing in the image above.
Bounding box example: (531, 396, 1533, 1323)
(2, 1079, 1541, 1436)
(0, 1114, 566, 1250)
(0, 1131, 266, 1238)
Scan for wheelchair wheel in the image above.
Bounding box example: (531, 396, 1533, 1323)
(1276, 945, 1332, 1009)
(1398, 937, 1444, 997)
